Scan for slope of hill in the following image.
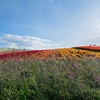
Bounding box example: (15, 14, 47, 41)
(74, 45, 100, 51)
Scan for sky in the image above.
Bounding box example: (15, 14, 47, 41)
(0, 0, 100, 50)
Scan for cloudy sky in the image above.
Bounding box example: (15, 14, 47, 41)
(0, 0, 100, 49)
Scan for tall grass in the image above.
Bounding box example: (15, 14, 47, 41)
(1, 57, 100, 100)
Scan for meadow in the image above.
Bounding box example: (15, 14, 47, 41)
(1, 47, 100, 100)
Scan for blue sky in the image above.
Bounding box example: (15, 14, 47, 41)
(0, 0, 100, 49)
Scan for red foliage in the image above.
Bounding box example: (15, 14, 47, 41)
(75, 46, 100, 51)
(0, 50, 45, 61)
(32, 50, 55, 60)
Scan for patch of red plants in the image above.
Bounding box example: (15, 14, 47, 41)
(32, 50, 55, 60)
(0, 50, 46, 61)
(74, 46, 100, 51)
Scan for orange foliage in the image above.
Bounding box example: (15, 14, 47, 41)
(26, 48, 100, 60)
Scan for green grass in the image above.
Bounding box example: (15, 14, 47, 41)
(1, 57, 100, 100)
(0, 48, 15, 52)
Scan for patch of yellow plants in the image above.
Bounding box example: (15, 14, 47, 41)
(54, 48, 100, 60)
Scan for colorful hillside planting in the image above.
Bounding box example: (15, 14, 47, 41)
(0, 48, 100, 61)
(34, 48, 100, 60)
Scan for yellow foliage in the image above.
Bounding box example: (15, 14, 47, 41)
(54, 48, 100, 60)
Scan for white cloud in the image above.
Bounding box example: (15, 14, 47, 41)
(0, 34, 60, 50)
(79, 36, 100, 46)
(96, 24, 100, 29)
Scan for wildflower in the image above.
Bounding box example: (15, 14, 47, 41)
(68, 75, 74, 80)
(72, 63, 77, 67)
(66, 67, 69, 71)
(96, 75, 100, 82)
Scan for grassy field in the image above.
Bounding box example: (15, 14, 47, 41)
(0, 48, 7, 52)
(0, 48, 17, 52)
(1, 48, 100, 100)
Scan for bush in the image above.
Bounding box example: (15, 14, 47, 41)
(1, 57, 100, 100)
